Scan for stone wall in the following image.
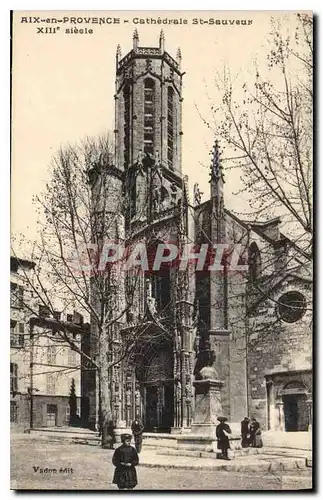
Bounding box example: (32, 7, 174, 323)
(247, 273, 312, 428)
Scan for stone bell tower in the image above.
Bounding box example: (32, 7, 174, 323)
(114, 29, 184, 224)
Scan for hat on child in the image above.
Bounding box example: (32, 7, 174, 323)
(121, 433, 132, 442)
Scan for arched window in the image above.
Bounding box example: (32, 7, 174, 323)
(123, 85, 131, 168)
(144, 78, 155, 156)
(249, 242, 262, 281)
(167, 86, 174, 169)
(151, 271, 171, 314)
(146, 241, 171, 315)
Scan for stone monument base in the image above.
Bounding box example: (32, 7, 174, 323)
(191, 378, 223, 438)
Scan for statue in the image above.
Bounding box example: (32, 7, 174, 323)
(157, 384, 163, 405)
(170, 183, 178, 206)
(152, 184, 161, 212)
(185, 381, 192, 401)
(176, 381, 182, 400)
(194, 338, 218, 379)
(146, 278, 157, 314)
(135, 385, 141, 407)
(126, 388, 131, 406)
(126, 309, 135, 326)
(193, 183, 203, 206)
(199, 364, 219, 381)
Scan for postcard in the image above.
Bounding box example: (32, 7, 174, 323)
(10, 10, 313, 491)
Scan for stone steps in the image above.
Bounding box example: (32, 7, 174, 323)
(28, 427, 101, 446)
(139, 449, 310, 473)
(155, 447, 259, 459)
(155, 446, 311, 461)
(26, 428, 312, 466)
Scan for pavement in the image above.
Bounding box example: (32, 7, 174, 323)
(10, 432, 313, 490)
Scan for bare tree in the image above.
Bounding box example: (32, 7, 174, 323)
(11, 134, 169, 444)
(199, 13, 313, 259)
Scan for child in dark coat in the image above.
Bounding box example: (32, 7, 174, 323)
(112, 434, 139, 490)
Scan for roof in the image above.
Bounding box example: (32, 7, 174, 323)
(10, 255, 36, 270)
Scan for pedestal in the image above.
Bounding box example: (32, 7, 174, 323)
(191, 378, 223, 437)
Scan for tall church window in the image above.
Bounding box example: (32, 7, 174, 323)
(144, 78, 155, 156)
(167, 87, 174, 169)
(151, 272, 171, 314)
(123, 85, 131, 168)
(249, 242, 262, 281)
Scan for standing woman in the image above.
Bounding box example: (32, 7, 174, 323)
(131, 418, 144, 453)
(240, 417, 250, 448)
(112, 434, 139, 490)
(250, 418, 263, 448)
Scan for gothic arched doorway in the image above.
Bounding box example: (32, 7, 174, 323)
(138, 343, 174, 432)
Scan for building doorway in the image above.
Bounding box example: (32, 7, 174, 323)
(283, 395, 298, 431)
(163, 383, 174, 430)
(142, 344, 174, 432)
(266, 372, 312, 432)
(144, 381, 174, 432)
(145, 385, 158, 430)
(283, 393, 308, 431)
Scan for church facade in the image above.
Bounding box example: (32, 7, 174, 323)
(85, 31, 312, 437)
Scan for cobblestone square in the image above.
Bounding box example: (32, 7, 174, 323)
(10, 435, 312, 491)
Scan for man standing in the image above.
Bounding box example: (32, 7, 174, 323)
(216, 416, 232, 460)
(131, 418, 144, 453)
(112, 434, 139, 490)
(241, 417, 250, 448)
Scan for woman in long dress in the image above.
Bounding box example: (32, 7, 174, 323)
(250, 418, 263, 448)
(112, 434, 139, 490)
(216, 416, 232, 460)
(131, 419, 144, 453)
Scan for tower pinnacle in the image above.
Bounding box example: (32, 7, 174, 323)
(133, 28, 139, 50)
(116, 44, 122, 66)
(210, 139, 224, 183)
(159, 29, 165, 52)
(176, 47, 182, 68)
(210, 139, 225, 226)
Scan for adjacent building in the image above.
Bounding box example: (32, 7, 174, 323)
(10, 256, 85, 429)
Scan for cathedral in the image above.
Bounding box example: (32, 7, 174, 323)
(84, 31, 312, 440)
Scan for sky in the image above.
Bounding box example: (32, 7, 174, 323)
(11, 10, 306, 243)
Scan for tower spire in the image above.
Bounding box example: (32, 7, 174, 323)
(116, 44, 122, 67)
(133, 28, 139, 51)
(159, 29, 165, 52)
(210, 139, 224, 183)
(210, 139, 225, 231)
(176, 47, 182, 68)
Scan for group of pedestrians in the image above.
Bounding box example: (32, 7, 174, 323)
(216, 415, 263, 461)
(111, 415, 263, 488)
(241, 416, 263, 448)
